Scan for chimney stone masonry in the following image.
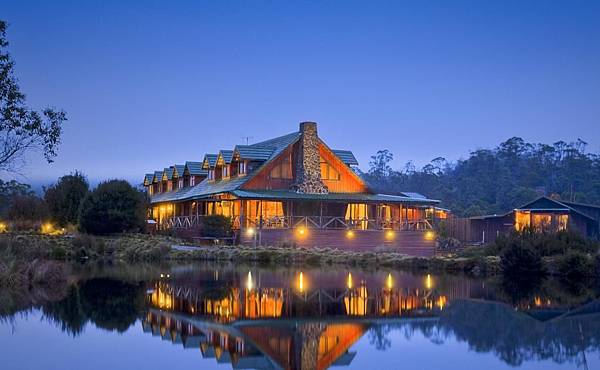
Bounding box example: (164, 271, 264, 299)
(291, 121, 329, 194)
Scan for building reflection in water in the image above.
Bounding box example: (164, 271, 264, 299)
(144, 269, 489, 370)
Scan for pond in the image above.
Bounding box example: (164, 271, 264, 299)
(1, 262, 599, 370)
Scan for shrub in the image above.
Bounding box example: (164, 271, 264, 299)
(558, 251, 594, 280)
(79, 180, 147, 235)
(200, 215, 232, 238)
(44, 171, 89, 227)
(500, 242, 544, 276)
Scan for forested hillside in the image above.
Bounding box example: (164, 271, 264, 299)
(361, 137, 600, 217)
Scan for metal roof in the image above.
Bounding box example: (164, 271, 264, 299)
(217, 150, 234, 164)
(163, 167, 175, 180)
(172, 164, 185, 178)
(152, 171, 163, 183)
(332, 149, 359, 166)
(143, 173, 154, 186)
(233, 145, 274, 161)
(151, 132, 300, 204)
(202, 154, 218, 169)
(185, 161, 207, 176)
(230, 189, 440, 204)
(399, 192, 427, 199)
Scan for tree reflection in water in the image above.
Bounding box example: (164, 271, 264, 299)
(1, 262, 599, 369)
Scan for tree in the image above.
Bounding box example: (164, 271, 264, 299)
(0, 20, 67, 172)
(7, 193, 49, 221)
(44, 171, 89, 226)
(79, 180, 147, 235)
(0, 179, 33, 217)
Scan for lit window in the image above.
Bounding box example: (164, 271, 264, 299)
(208, 170, 215, 181)
(222, 165, 230, 179)
(190, 176, 196, 186)
(238, 161, 247, 175)
(320, 157, 340, 181)
(178, 179, 183, 188)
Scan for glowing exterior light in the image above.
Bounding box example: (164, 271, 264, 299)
(296, 227, 307, 237)
(0, 222, 7, 233)
(424, 231, 435, 240)
(426, 274, 433, 290)
(247, 227, 256, 236)
(246, 271, 254, 291)
(346, 230, 355, 239)
(386, 273, 393, 290)
(347, 272, 353, 289)
(41, 223, 54, 234)
(385, 230, 395, 240)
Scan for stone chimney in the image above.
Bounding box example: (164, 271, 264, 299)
(291, 121, 329, 194)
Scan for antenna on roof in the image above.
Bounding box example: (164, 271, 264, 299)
(241, 136, 254, 145)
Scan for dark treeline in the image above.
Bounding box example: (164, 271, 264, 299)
(361, 137, 600, 217)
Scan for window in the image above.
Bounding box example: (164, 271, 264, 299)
(208, 170, 215, 181)
(320, 158, 340, 181)
(190, 176, 196, 186)
(270, 155, 292, 179)
(222, 165, 230, 179)
(238, 161, 247, 175)
(148, 186, 153, 196)
(515, 211, 530, 231)
(178, 178, 183, 189)
(345, 204, 369, 230)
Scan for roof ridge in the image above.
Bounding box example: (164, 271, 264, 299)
(249, 131, 299, 148)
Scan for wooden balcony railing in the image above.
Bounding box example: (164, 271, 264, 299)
(161, 215, 432, 231)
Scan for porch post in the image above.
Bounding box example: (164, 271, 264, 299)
(319, 202, 323, 228)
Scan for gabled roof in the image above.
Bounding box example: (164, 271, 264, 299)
(202, 154, 218, 170)
(471, 196, 598, 221)
(233, 145, 274, 161)
(516, 197, 597, 221)
(152, 171, 163, 183)
(162, 167, 175, 181)
(143, 174, 154, 186)
(332, 149, 359, 166)
(172, 164, 185, 178)
(184, 161, 207, 176)
(151, 132, 301, 204)
(217, 150, 234, 165)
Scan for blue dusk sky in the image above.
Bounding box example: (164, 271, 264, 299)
(2, 0, 599, 186)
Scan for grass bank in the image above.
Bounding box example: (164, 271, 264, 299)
(1, 231, 599, 278)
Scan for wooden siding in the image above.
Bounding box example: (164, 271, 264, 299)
(242, 143, 297, 190)
(239, 229, 436, 257)
(242, 141, 368, 193)
(319, 143, 368, 193)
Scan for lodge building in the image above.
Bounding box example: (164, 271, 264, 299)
(144, 122, 446, 253)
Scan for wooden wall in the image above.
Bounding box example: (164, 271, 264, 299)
(241, 141, 369, 193)
(239, 229, 437, 257)
(319, 144, 368, 193)
(242, 144, 297, 190)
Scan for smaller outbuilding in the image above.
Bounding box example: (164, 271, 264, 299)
(468, 197, 600, 243)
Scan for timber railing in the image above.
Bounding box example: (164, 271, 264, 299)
(161, 215, 433, 231)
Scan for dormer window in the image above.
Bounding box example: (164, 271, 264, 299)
(190, 176, 196, 186)
(222, 165, 230, 179)
(178, 178, 184, 188)
(238, 161, 247, 176)
(208, 169, 215, 181)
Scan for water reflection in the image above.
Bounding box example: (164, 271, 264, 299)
(1, 263, 599, 370)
